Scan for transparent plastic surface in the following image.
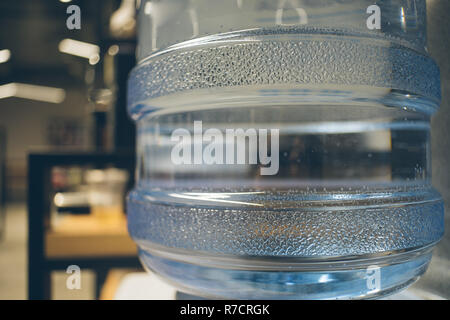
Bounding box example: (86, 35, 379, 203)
(136, 0, 428, 60)
(128, 0, 444, 299)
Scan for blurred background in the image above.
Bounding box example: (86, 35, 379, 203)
(0, 0, 449, 300)
(0, 0, 140, 300)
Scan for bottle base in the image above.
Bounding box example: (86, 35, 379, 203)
(137, 245, 433, 300)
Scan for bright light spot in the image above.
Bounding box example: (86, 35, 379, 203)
(168, 192, 264, 207)
(318, 275, 330, 283)
(0, 83, 66, 103)
(59, 39, 100, 64)
(144, 2, 152, 15)
(400, 7, 406, 31)
(89, 53, 100, 65)
(0, 49, 11, 64)
(54, 193, 65, 207)
(108, 45, 119, 56)
(0, 83, 17, 99)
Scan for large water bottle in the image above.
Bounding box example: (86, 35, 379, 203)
(127, 0, 444, 299)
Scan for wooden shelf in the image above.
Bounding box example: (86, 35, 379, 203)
(45, 214, 137, 259)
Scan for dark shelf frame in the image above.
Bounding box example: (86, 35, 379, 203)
(27, 151, 140, 300)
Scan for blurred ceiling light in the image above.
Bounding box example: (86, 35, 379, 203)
(58, 39, 100, 65)
(0, 49, 11, 64)
(59, 0, 73, 3)
(0, 83, 66, 103)
(0, 83, 15, 100)
(108, 45, 120, 56)
(110, 0, 136, 39)
(144, 2, 152, 15)
(88, 54, 101, 65)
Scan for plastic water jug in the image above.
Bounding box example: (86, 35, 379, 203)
(127, 0, 444, 299)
